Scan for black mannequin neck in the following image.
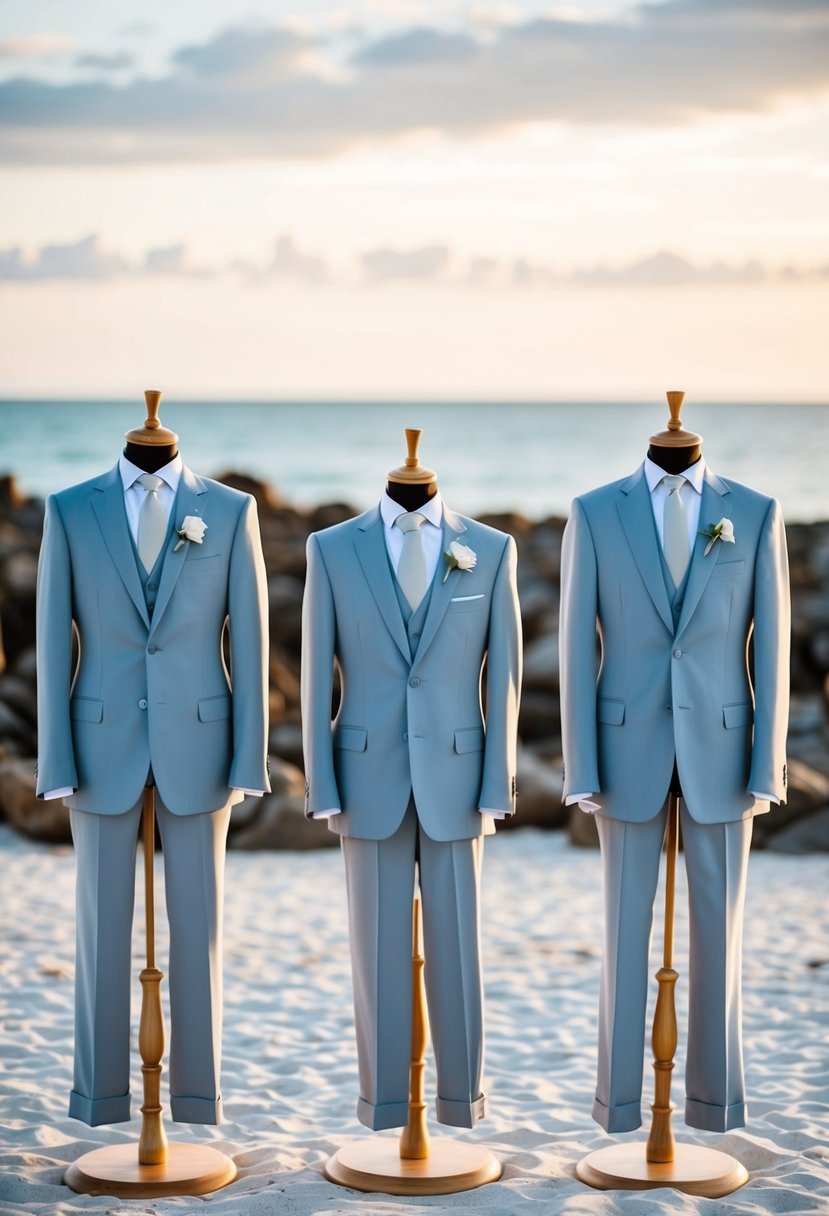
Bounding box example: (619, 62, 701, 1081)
(647, 444, 702, 475)
(385, 480, 438, 510)
(123, 442, 179, 474)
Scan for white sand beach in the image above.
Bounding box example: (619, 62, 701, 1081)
(0, 824, 827, 1216)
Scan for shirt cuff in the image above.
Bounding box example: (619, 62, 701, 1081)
(566, 792, 601, 814)
(750, 791, 779, 804)
(479, 807, 506, 819)
(311, 807, 342, 819)
(232, 788, 265, 797)
(42, 787, 74, 800)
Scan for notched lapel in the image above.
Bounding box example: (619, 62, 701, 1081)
(617, 471, 674, 634)
(412, 509, 468, 666)
(92, 467, 150, 629)
(675, 472, 731, 639)
(354, 509, 411, 663)
(149, 467, 208, 636)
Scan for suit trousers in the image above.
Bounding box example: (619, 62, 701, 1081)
(341, 801, 486, 1131)
(593, 802, 753, 1134)
(68, 792, 230, 1126)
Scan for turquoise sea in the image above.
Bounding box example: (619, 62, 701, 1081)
(1, 400, 827, 522)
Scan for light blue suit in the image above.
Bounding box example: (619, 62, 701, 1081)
(301, 502, 521, 1129)
(36, 463, 270, 1125)
(560, 464, 790, 1133)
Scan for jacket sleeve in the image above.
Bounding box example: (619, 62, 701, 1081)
(36, 495, 78, 798)
(559, 498, 601, 798)
(300, 533, 342, 817)
(227, 495, 271, 793)
(479, 535, 522, 814)
(748, 498, 790, 802)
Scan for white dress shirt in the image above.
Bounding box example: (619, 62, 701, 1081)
(120, 451, 182, 541)
(314, 490, 504, 820)
(44, 453, 263, 800)
(567, 456, 776, 811)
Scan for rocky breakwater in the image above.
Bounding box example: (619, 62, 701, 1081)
(1, 472, 827, 851)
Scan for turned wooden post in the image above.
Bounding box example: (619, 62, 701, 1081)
(138, 788, 168, 1166)
(399, 895, 430, 1160)
(646, 792, 680, 1163)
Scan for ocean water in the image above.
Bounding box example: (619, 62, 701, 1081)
(1, 400, 827, 522)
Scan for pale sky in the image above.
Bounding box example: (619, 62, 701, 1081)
(1, 0, 827, 399)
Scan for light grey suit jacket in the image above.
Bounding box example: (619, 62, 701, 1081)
(36, 464, 270, 816)
(301, 504, 522, 841)
(559, 465, 790, 824)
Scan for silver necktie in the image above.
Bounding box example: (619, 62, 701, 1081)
(394, 512, 428, 611)
(136, 474, 167, 573)
(662, 474, 690, 588)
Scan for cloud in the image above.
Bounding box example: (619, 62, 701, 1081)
(567, 250, 769, 286)
(0, 233, 825, 288)
(174, 24, 316, 81)
(351, 27, 479, 67)
(0, 33, 76, 60)
(0, 234, 127, 280)
(361, 244, 451, 281)
(75, 51, 135, 71)
(0, 234, 211, 280)
(0, 1, 827, 163)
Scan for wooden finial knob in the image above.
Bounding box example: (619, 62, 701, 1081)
(144, 390, 163, 430)
(387, 427, 437, 485)
(666, 391, 686, 432)
(125, 389, 179, 448)
(649, 389, 701, 449)
(404, 429, 422, 469)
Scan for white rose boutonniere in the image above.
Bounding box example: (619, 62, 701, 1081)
(443, 540, 477, 583)
(699, 517, 735, 557)
(174, 515, 207, 551)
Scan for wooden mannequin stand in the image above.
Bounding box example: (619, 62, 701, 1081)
(576, 793, 748, 1198)
(324, 896, 503, 1196)
(65, 788, 237, 1198)
(65, 393, 237, 1199)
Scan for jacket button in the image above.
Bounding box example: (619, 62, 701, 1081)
(409, 677, 420, 688)
(667, 705, 673, 712)
(673, 649, 682, 659)
(147, 644, 157, 654)
(138, 698, 148, 710)
(403, 732, 409, 741)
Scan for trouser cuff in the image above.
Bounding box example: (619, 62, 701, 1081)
(68, 1089, 131, 1126)
(435, 1092, 487, 1128)
(170, 1094, 224, 1125)
(357, 1097, 410, 1130)
(592, 1094, 642, 1133)
(685, 1097, 747, 1131)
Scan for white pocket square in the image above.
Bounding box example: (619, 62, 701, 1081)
(451, 594, 485, 602)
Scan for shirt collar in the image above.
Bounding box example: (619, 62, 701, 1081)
(380, 489, 444, 530)
(644, 454, 706, 496)
(119, 452, 183, 495)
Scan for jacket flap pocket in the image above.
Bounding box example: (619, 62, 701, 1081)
(334, 726, 367, 752)
(70, 697, 103, 723)
(455, 727, 485, 754)
(597, 699, 625, 726)
(723, 702, 752, 729)
(198, 695, 232, 722)
(711, 559, 745, 578)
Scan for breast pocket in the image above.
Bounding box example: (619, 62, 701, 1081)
(710, 559, 745, 578)
(448, 594, 487, 614)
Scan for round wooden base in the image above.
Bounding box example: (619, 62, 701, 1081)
(576, 1142, 748, 1198)
(325, 1137, 503, 1196)
(64, 1142, 237, 1199)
